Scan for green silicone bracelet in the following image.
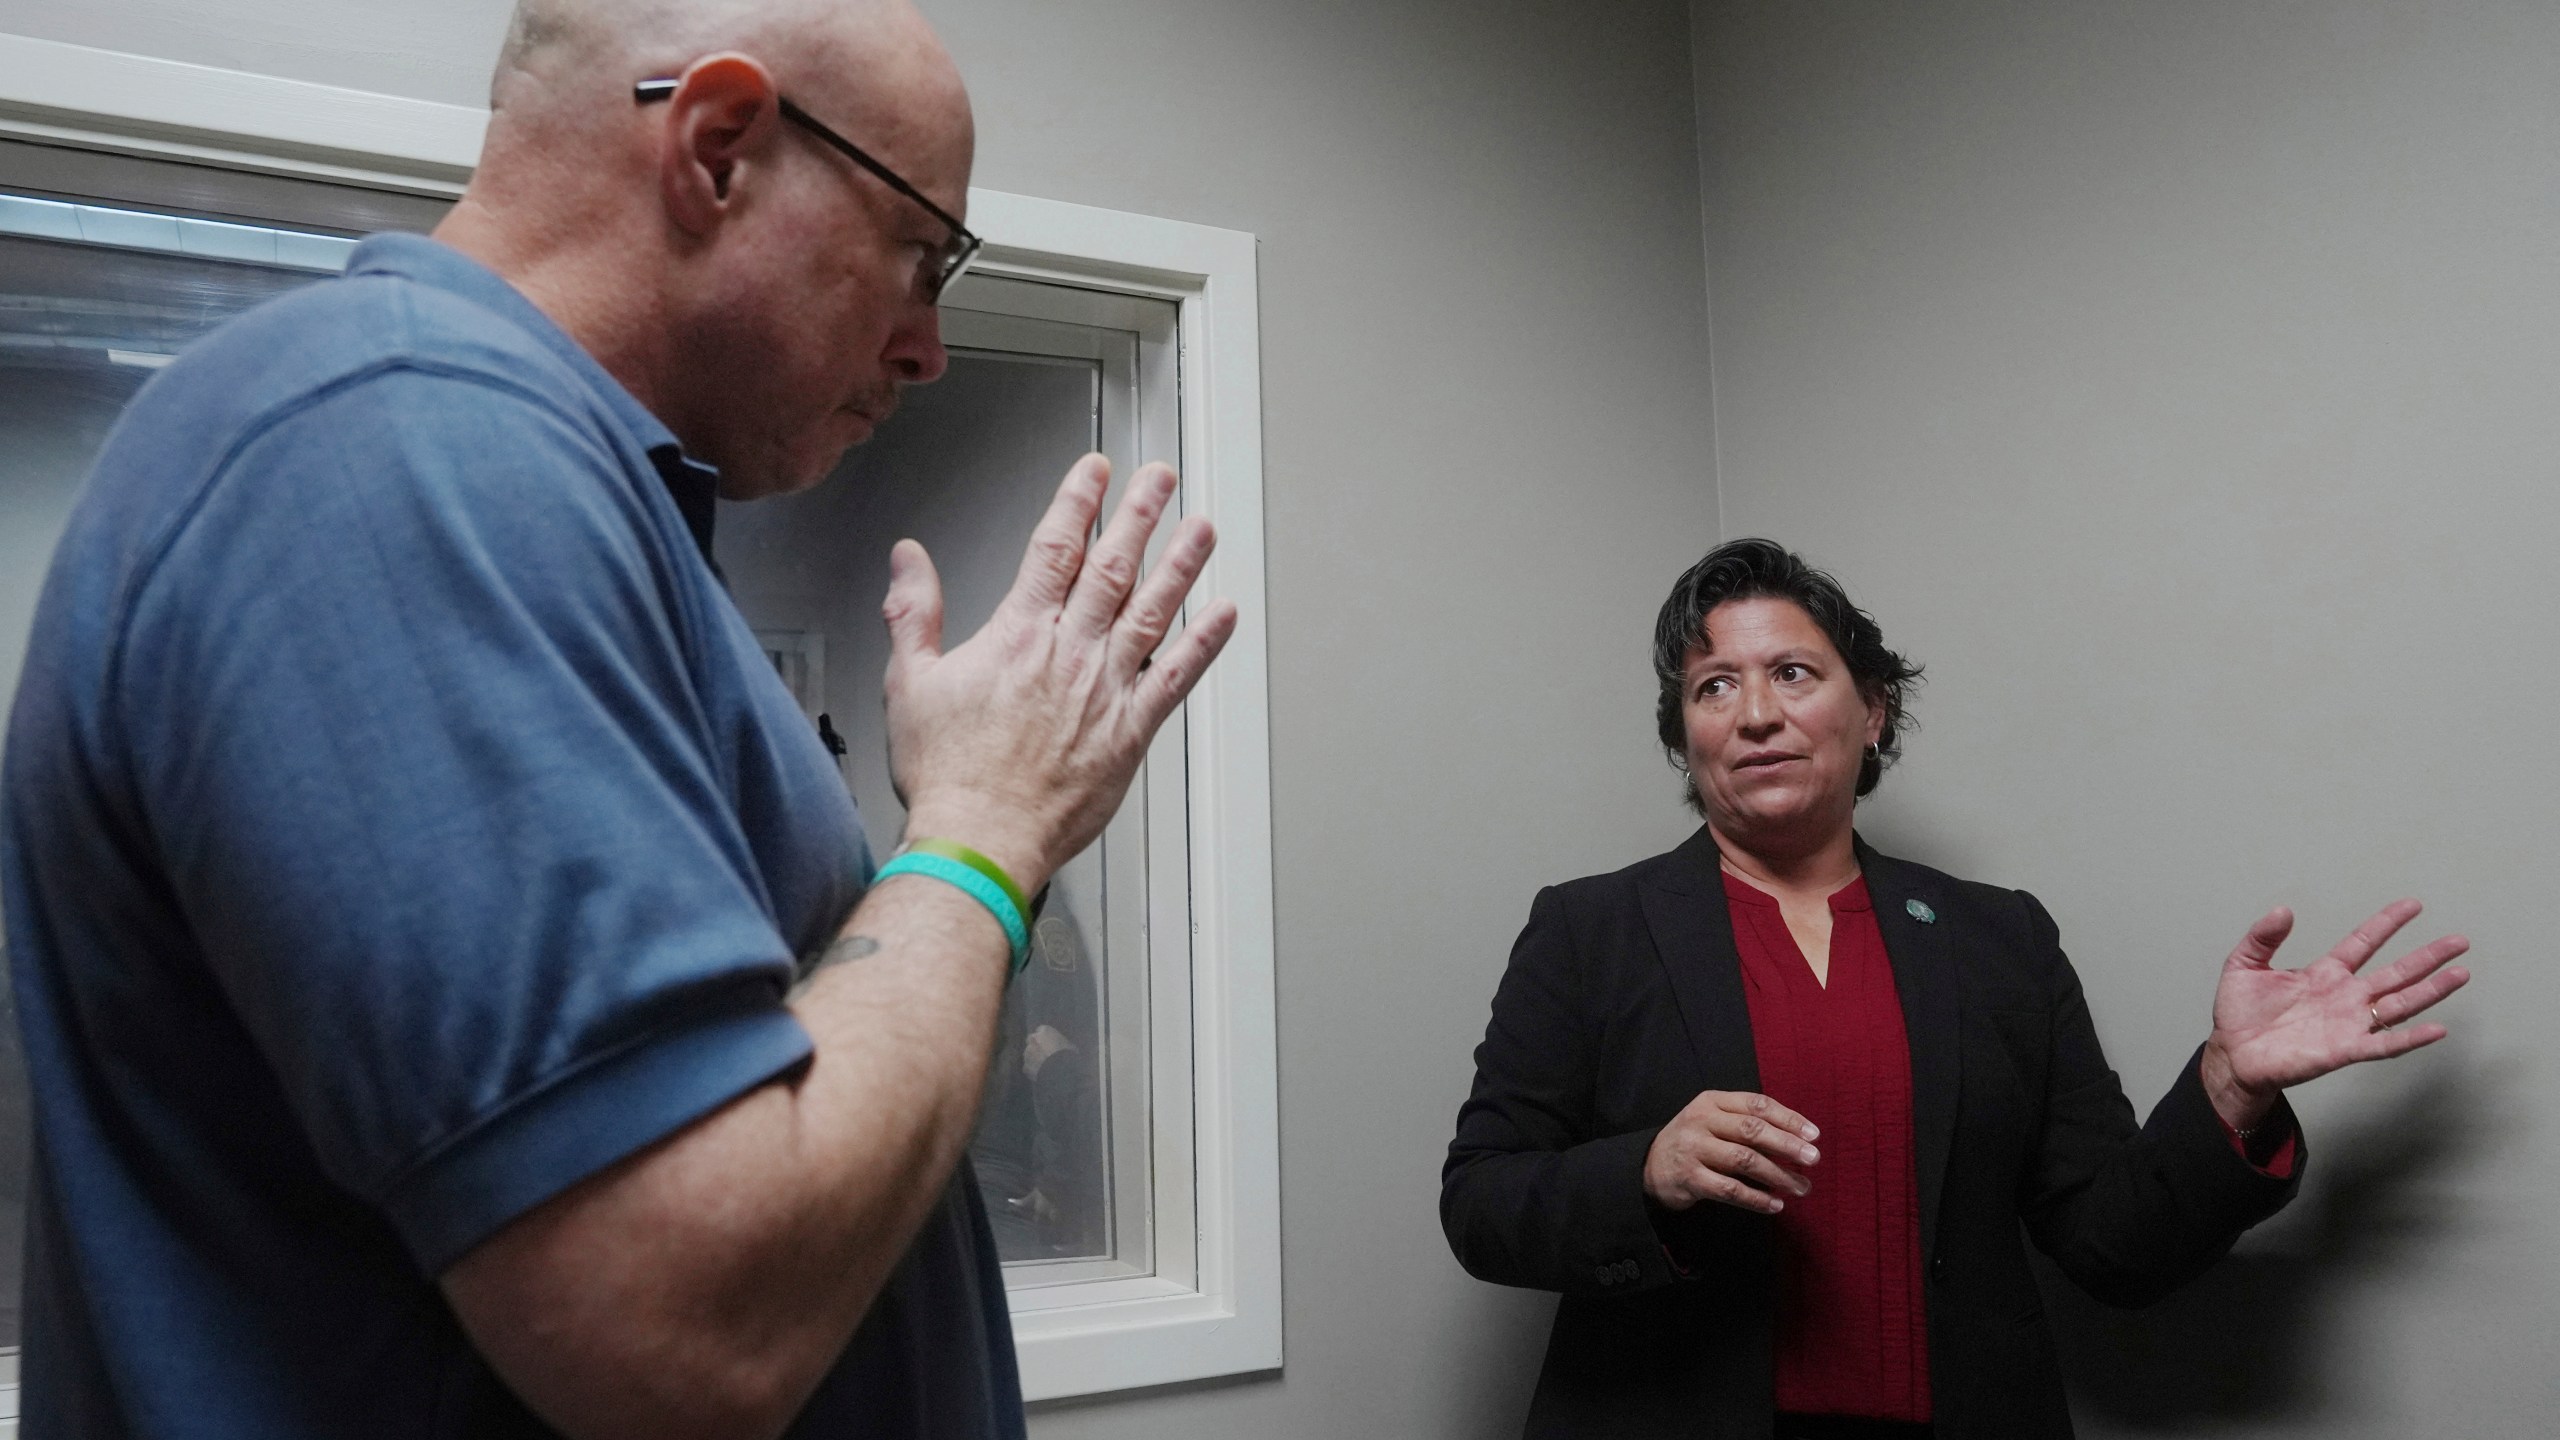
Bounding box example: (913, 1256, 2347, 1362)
(874, 850, 1032, 974)
(903, 838, 1033, 924)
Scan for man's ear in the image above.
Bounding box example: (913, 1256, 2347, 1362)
(652, 53, 782, 236)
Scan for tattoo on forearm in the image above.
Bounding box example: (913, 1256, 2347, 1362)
(794, 934, 881, 993)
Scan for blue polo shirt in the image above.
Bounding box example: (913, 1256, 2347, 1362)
(1, 234, 1024, 1438)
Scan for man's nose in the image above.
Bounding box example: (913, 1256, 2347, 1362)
(888, 302, 949, 386)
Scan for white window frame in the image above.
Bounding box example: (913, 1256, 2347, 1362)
(0, 32, 1281, 1401)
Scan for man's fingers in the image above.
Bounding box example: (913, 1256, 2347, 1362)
(1003, 454, 1112, 616)
(881, 539, 946, 672)
(1062, 463, 1179, 635)
(1131, 599, 1238, 724)
(2226, 907, 2296, 970)
(2332, 898, 2424, 974)
(1109, 516, 1218, 678)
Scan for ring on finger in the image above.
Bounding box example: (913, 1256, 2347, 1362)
(2369, 1004, 2387, 1033)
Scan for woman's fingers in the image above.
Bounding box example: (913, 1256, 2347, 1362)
(1706, 1106, 1821, 1170)
(1712, 1090, 1819, 1142)
(2225, 907, 2296, 970)
(1696, 1168, 1788, 1214)
(2330, 898, 2425, 974)
(1647, 1090, 1824, 1214)
(2356, 1021, 2450, 1062)
(2370, 954, 2472, 1025)
(2367, 933, 2471, 996)
(1692, 1092, 1819, 1213)
(1715, 1141, 1812, 1198)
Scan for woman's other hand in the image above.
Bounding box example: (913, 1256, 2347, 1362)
(2199, 899, 2472, 1131)
(1643, 1091, 1821, 1214)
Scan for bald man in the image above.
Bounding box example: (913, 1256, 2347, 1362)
(0, 2, 1232, 1437)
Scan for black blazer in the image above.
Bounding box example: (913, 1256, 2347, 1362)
(1441, 830, 2302, 1439)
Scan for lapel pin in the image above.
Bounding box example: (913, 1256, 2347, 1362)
(1906, 898, 1936, 924)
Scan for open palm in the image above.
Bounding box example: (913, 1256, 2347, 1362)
(2210, 899, 2471, 1097)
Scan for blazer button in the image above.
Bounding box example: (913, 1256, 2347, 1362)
(1595, 1265, 1615, 1287)
(1930, 1255, 1947, 1282)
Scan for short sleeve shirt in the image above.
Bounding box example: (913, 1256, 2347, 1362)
(1, 234, 1024, 1439)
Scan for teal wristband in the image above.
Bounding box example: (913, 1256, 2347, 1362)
(875, 851, 1032, 974)
(903, 838, 1033, 922)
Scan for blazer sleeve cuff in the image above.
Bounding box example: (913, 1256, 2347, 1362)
(2150, 1045, 2308, 1220)
(1575, 1127, 1689, 1294)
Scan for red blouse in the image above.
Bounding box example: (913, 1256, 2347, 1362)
(1720, 870, 2297, 1423)
(1723, 870, 1932, 1423)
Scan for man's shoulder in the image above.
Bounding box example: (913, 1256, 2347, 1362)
(164, 263, 598, 439)
(67, 261, 688, 689)
(85, 262, 651, 579)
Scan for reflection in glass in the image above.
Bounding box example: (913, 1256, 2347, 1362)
(976, 907, 1112, 1260)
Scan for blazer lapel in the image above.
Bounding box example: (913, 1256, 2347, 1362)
(1636, 827, 1763, 1095)
(1858, 836, 1962, 1267)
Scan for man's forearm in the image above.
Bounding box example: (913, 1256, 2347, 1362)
(445, 454, 1229, 1440)
(443, 869, 1018, 1440)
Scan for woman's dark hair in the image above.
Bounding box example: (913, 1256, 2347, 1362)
(1652, 538, 1923, 805)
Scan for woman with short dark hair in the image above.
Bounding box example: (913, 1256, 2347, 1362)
(1441, 538, 2470, 1440)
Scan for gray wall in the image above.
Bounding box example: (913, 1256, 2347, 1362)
(0, 1, 516, 108)
(945, 4, 1717, 1433)
(1693, 2, 2558, 1435)
(1, 2, 1721, 1435)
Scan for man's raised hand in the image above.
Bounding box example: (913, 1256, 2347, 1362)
(879, 454, 1236, 894)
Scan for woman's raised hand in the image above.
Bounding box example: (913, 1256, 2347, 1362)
(1642, 1090, 1821, 1215)
(2198, 899, 2472, 1130)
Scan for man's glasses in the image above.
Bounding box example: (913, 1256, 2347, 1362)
(634, 77, 982, 302)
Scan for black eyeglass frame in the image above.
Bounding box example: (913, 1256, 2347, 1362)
(634, 76, 982, 301)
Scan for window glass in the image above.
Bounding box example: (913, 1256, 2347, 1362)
(720, 340, 1143, 1273)
(720, 278, 1190, 1288)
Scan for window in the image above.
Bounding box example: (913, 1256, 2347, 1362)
(715, 212, 1280, 1396)
(724, 276, 1195, 1302)
(0, 35, 1278, 1407)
